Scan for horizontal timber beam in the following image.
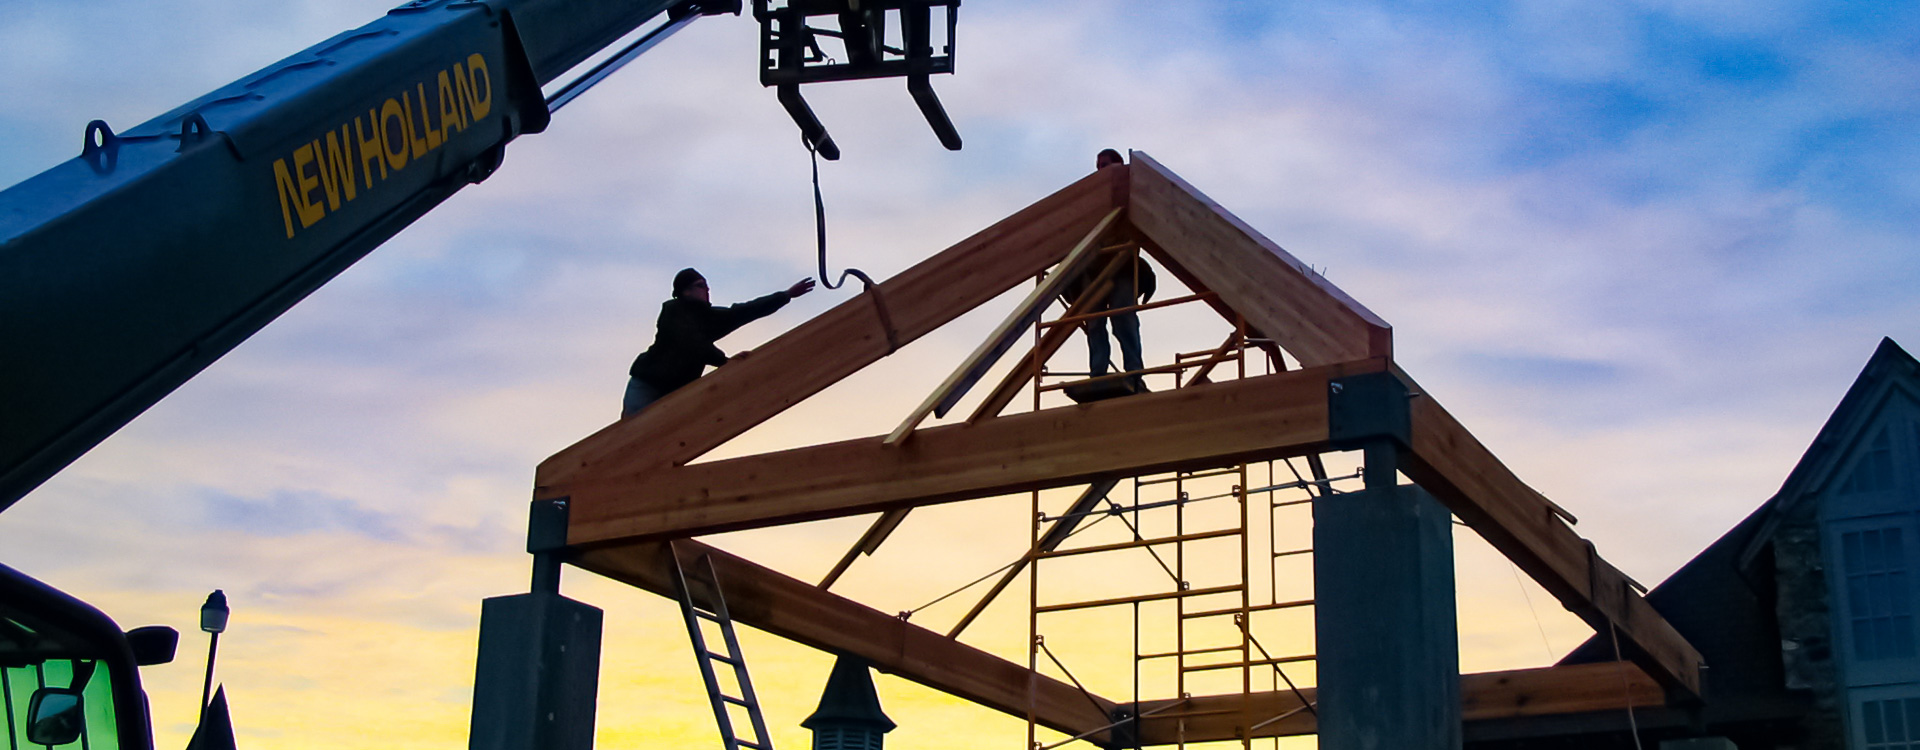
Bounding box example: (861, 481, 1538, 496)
(537, 166, 1127, 494)
(1397, 368, 1704, 698)
(570, 539, 1116, 743)
(1133, 661, 1663, 744)
(561, 360, 1388, 547)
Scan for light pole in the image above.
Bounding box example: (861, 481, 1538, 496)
(197, 590, 228, 739)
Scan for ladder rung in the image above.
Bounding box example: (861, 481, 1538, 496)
(1272, 497, 1314, 508)
(1182, 598, 1315, 619)
(1038, 528, 1242, 559)
(1181, 653, 1317, 673)
(1272, 548, 1312, 558)
(705, 651, 740, 666)
(1138, 643, 1243, 660)
(735, 741, 770, 750)
(1036, 583, 1243, 614)
(694, 608, 725, 622)
(720, 695, 755, 708)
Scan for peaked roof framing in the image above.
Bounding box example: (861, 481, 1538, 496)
(535, 153, 1704, 733)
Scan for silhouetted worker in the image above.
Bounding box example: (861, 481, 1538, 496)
(1069, 149, 1156, 392)
(624, 268, 816, 418)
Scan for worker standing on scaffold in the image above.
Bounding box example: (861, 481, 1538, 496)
(623, 268, 816, 418)
(1067, 149, 1156, 393)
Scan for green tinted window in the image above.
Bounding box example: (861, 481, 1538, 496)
(3, 659, 119, 750)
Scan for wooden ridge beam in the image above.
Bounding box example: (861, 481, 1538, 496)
(1126, 151, 1391, 367)
(562, 360, 1386, 547)
(1131, 662, 1663, 743)
(536, 166, 1127, 496)
(571, 539, 1116, 743)
(1397, 369, 1704, 698)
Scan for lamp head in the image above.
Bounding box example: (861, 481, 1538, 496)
(200, 590, 229, 634)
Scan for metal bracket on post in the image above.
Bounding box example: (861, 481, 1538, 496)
(1327, 370, 1412, 452)
(1107, 704, 1140, 749)
(528, 498, 569, 594)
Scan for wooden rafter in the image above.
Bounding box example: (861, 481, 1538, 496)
(1127, 152, 1391, 367)
(1397, 370, 1703, 696)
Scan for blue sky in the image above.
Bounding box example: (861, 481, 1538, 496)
(2, 1, 1918, 748)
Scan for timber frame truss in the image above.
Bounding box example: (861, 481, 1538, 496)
(531, 152, 1703, 745)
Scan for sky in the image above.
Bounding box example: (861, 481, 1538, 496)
(2, 0, 1918, 748)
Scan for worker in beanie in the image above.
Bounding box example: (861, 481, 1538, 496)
(624, 268, 815, 418)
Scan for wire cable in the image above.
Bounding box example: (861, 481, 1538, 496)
(1608, 622, 1646, 750)
(900, 507, 1118, 618)
(1510, 561, 1556, 661)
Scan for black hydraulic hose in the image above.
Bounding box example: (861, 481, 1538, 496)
(807, 138, 876, 290)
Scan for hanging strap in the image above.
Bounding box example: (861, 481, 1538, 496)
(806, 138, 901, 353)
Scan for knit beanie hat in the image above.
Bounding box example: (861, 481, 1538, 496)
(672, 268, 704, 297)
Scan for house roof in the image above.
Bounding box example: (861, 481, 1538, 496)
(1540, 338, 1917, 740)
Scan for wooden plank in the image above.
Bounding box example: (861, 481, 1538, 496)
(536, 167, 1126, 496)
(571, 540, 1117, 742)
(1396, 369, 1703, 698)
(816, 506, 911, 589)
(888, 207, 1124, 443)
(1127, 151, 1391, 367)
(1131, 662, 1662, 743)
(563, 361, 1384, 547)
(967, 250, 1134, 423)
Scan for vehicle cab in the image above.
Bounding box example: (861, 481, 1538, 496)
(1, 564, 176, 750)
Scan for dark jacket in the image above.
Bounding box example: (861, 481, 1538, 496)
(1064, 254, 1156, 307)
(629, 292, 790, 393)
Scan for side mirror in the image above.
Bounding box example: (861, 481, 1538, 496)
(127, 625, 180, 666)
(27, 687, 84, 746)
